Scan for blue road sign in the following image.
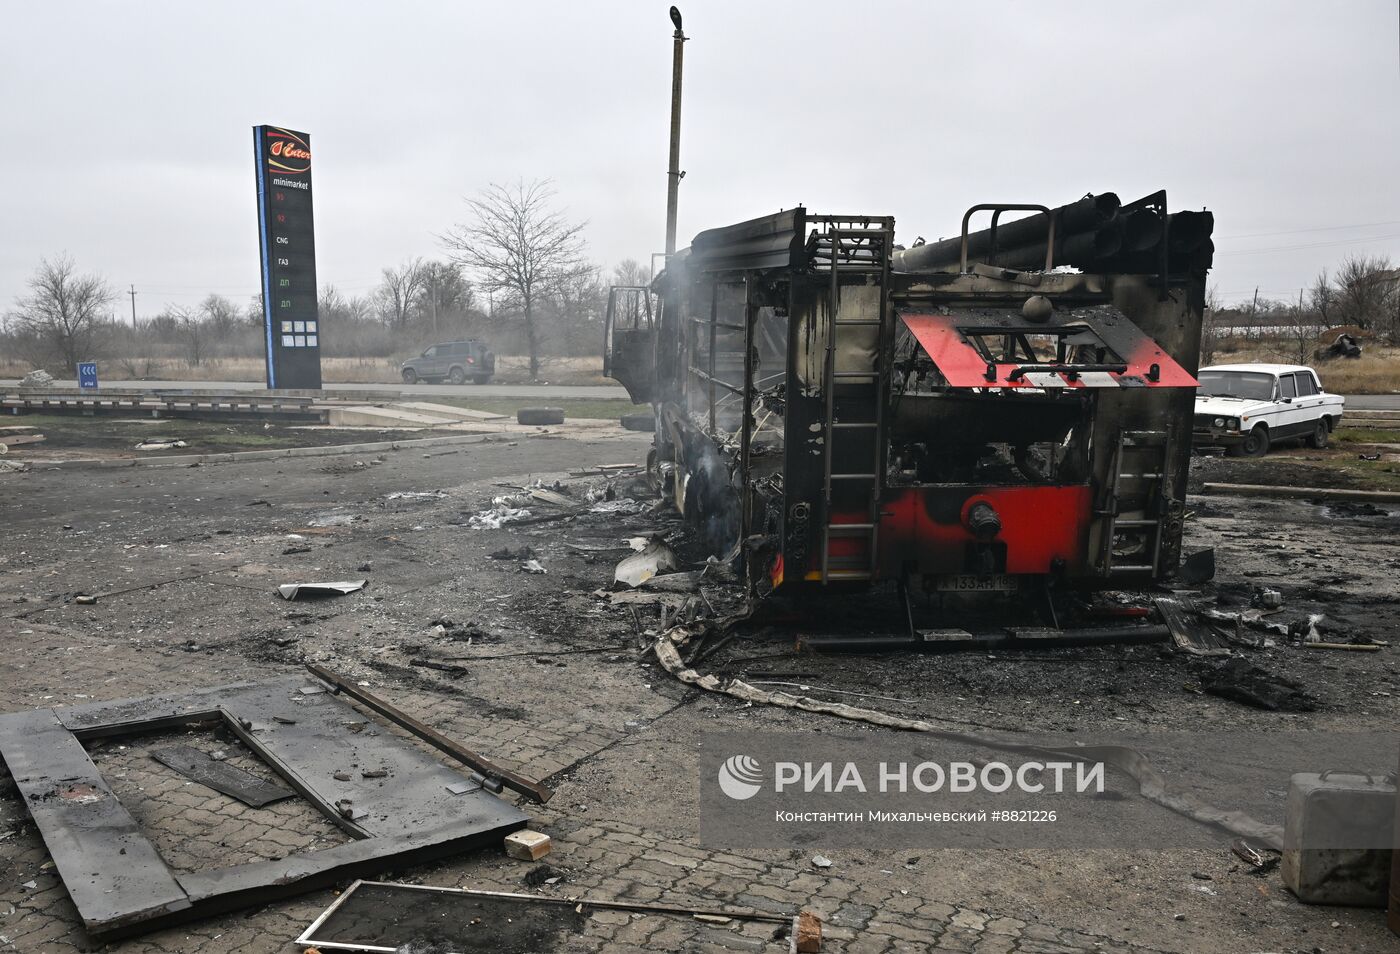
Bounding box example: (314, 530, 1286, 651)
(78, 362, 99, 390)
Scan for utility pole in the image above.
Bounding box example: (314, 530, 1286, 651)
(430, 272, 438, 336)
(664, 6, 686, 256)
(128, 285, 138, 329)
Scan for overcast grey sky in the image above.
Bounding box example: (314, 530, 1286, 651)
(3, 0, 1397, 315)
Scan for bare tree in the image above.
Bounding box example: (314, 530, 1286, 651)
(6, 255, 113, 373)
(1332, 254, 1397, 338)
(1278, 289, 1324, 366)
(442, 179, 586, 379)
(199, 294, 242, 337)
(373, 258, 428, 333)
(1200, 284, 1222, 366)
(1309, 269, 1335, 329)
(414, 261, 475, 336)
(166, 305, 208, 367)
(612, 258, 650, 287)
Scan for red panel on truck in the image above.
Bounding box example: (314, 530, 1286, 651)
(899, 311, 1196, 389)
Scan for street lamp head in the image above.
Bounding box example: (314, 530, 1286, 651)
(670, 6, 682, 32)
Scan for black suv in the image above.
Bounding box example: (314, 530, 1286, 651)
(400, 340, 495, 384)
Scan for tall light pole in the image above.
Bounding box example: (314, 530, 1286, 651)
(664, 6, 686, 256)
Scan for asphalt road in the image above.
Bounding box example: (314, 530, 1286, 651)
(0, 378, 632, 400)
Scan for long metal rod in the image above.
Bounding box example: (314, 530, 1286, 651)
(738, 274, 757, 580)
(664, 8, 686, 255)
(306, 663, 553, 804)
(802, 625, 1172, 654)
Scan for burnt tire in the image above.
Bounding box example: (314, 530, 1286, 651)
(401, 369, 419, 384)
(1307, 419, 1330, 449)
(1242, 426, 1270, 458)
(517, 407, 565, 426)
(447, 367, 467, 385)
(620, 412, 656, 432)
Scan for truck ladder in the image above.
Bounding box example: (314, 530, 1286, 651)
(1102, 429, 1169, 575)
(815, 222, 893, 584)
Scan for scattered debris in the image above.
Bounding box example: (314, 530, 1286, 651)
(614, 539, 680, 588)
(295, 880, 795, 952)
(150, 745, 294, 807)
(1252, 588, 1283, 610)
(18, 369, 54, 388)
(811, 854, 833, 869)
(1288, 613, 1326, 644)
(385, 490, 448, 500)
(504, 830, 553, 861)
(135, 438, 188, 451)
(467, 496, 533, 529)
(528, 487, 575, 508)
(74, 594, 97, 606)
(520, 558, 548, 575)
(1178, 548, 1216, 585)
(1154, 595, 1230, 656)
(1231, 838, 1280, 874)
(523, 863, 564, 887)
(1198, 658, 1317, 712)
(277, 579, 367, 600)
(489, 545, 537, 561)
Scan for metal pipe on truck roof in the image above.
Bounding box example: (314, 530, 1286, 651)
(893, 193, 1119, 272)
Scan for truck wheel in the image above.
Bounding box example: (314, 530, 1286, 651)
(620, 412, 656, 432)
(1307, 419, 1330, 449)
(401, 369, 419, 384)
(447, 367, 467, 385)
(1242, 426, 1270, 458)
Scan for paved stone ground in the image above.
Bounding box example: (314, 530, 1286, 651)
(0, 434, 1393, 953)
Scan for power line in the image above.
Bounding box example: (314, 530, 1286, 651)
(1216, 232, 1400, 256)
(1218, 219, 1400, 240)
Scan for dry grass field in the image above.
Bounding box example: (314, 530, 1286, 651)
(3, 343, 1395, 392)
(0, 354, 611, 386)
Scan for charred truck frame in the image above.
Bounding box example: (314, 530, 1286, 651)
(606, 192, 1213, 612)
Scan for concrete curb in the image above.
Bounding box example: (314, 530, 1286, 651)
(23, 433, 499, 472)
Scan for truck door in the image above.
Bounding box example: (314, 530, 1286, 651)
(604, 285, 656, 404)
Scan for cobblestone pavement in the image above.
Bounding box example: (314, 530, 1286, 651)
(0, 435, 1391, 953)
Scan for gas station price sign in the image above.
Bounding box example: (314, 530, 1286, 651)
(253, 125, 322, 389)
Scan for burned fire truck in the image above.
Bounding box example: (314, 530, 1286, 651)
(605, 192, 1213, 606)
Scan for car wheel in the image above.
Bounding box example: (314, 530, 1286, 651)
(1242, 426, 1270, 458)
(447, 367, 467, 385)
(401, 369, 419, 384)
(1307, 419, 1330, 449)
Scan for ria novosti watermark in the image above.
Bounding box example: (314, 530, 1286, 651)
(698, 731, 1398, 850)
(722, 754, 1103, 799)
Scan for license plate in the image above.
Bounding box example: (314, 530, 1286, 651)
(934, 574, 1016, 592)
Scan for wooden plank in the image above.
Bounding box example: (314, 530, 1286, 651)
(1201, 483, 1400, 503)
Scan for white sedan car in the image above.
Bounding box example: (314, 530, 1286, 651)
(1192, 363, 1344, 457)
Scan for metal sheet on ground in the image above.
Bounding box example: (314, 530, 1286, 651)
(149, 744, 294, 807)
(0, 709, 192, 931)
(0, 677, 529, 938)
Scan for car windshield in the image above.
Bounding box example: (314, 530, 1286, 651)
(1197, 371, 1275, 401)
